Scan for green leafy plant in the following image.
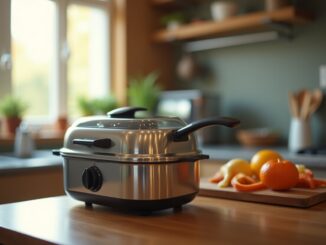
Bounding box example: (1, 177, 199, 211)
(93, 96, 118, 114)
(78, 95, 118, 116)
(160, 12, 186, 27)
(128, 72, 161, 113)
(0, 95, 27, 118)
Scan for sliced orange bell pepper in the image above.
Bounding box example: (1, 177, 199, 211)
(314, 179, 326, 187)
(231, 173, 267, 192)
(210, 172, 224, 184)
(295, 168, 326, 189)
(296, 173, 316, 188)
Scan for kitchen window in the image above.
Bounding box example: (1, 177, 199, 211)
(0, 0, 110, 124)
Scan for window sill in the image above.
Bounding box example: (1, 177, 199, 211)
(0, 131, 64, 152)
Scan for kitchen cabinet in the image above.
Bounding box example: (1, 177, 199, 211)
(0, 166, 64, 204)
(153, 6, 313, 42)
(0, 151, 64, 204)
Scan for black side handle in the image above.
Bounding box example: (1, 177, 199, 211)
(52, 149, 61, 156)
(107, 107, 147, 118)
(172, 117, 240, 141)
(73, 138, 112, 149)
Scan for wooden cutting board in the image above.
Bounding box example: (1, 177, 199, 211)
(199, 178, 326, 208)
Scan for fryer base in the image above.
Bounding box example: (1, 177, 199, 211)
(67, 191, 197, 212)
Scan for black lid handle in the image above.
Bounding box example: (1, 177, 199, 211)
(107, 107, 147, 118)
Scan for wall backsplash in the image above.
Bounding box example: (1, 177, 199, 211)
(176, 2, 326, 146)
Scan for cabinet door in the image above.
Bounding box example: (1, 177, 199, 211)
(0, 167, 64, 204)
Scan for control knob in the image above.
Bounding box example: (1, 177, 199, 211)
(82, 166, 103, 192)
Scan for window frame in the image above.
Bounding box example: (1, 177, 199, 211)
(0, 0, 12, 99)
(0, 0, 111, 126)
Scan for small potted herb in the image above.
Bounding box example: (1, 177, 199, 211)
(0, 95, 27, 135)
(78, 95, 118, 116)
(160, 12, 186, 30)
(128, 72, 161, 114)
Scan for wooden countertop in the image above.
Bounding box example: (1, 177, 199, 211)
(0, 195, 326, 245)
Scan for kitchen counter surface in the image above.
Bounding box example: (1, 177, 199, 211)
(202, 145, 326, 169)
(0, 150, 61, 174)
(0, 195, 325, 245)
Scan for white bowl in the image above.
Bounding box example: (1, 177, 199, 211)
(210, 1, 238, 21)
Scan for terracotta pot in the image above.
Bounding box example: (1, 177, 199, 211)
(4, 117, 22, 136)
(56, 116, 68, 132)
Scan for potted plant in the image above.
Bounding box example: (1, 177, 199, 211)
(0, 95, 27, 135)
(128, 72, 161, 114)
(160, 12, 186, 30)
(93, 96, 119, 115)
(78, 97, 97, 116)
(78, 95, 118, 116)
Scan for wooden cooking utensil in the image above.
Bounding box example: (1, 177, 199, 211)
(296, 90, 306, 115)
(300, 90, 311, 120)
(308, 89, 323, 117)
(288, 92, 299, 118)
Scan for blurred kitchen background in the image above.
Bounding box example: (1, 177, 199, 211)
(0, 0, 326, 150)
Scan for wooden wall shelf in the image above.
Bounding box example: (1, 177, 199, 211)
(153, 6, 313, 42)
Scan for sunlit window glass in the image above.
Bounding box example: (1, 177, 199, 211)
(67, 4, 109, 117)
(11, 0, 55, 119)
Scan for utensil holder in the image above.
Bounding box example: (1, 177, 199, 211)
(288, 118, 312, 153)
